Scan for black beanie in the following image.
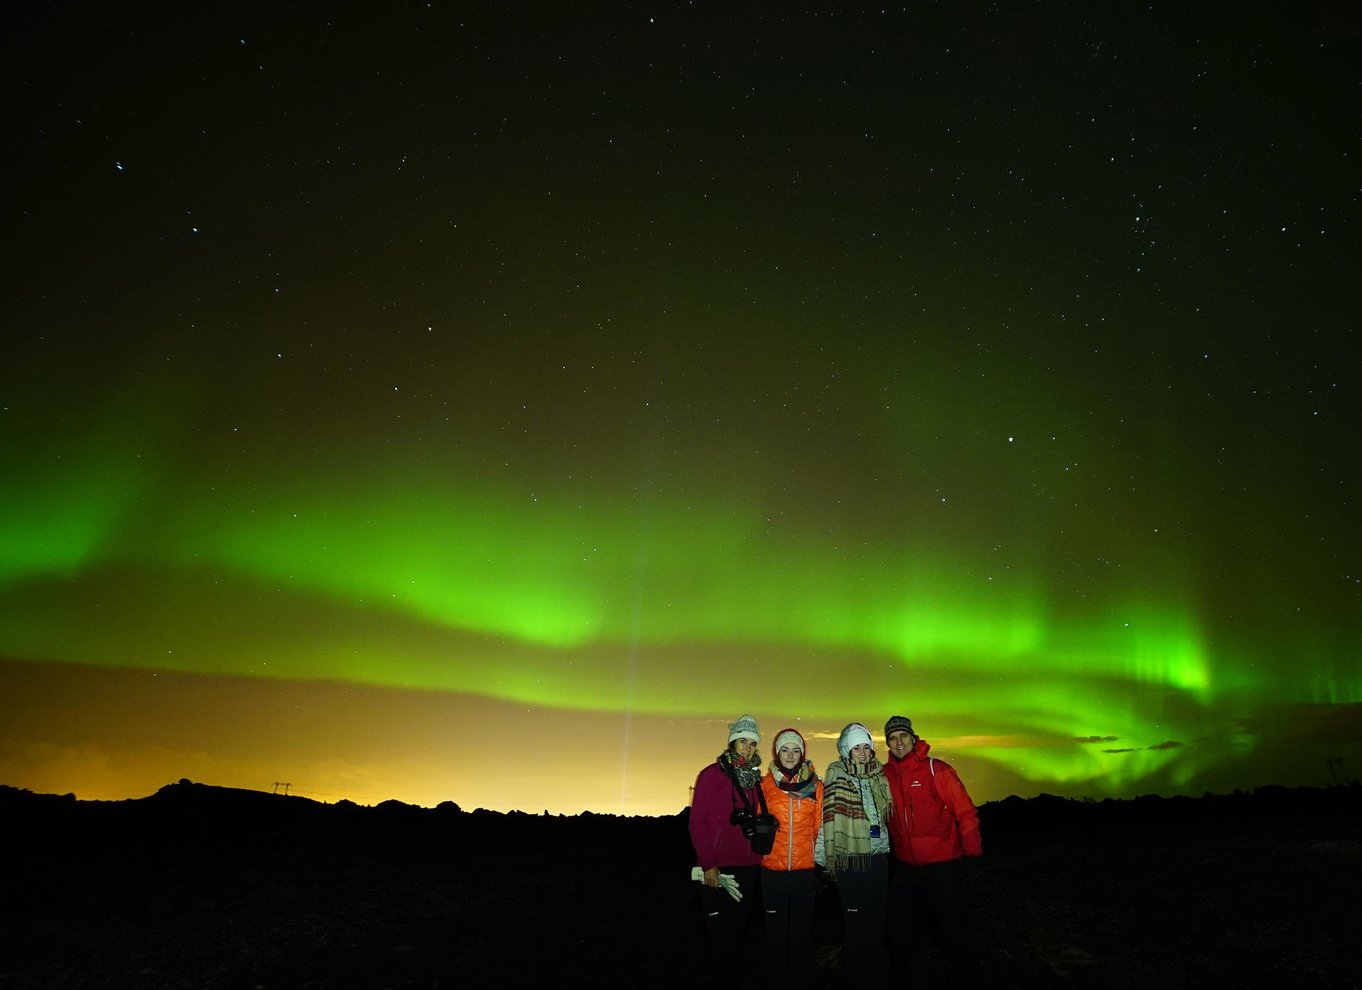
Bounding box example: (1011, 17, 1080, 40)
(884, 715, 915, 742)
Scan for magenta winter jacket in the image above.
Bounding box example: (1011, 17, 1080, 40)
(689, 760, 763, 871)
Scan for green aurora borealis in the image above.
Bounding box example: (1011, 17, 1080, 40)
(2, 3, 1359, 813)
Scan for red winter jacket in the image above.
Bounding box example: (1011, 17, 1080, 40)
(883, 737, 982, 865)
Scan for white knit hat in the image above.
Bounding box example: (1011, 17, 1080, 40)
(836, 722, 873, 758)
(772, 728, 805, 758)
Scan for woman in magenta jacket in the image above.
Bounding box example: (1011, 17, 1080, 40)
(688, 714, 764, 984)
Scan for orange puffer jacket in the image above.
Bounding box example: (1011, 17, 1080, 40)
(760, 771, 824, 872)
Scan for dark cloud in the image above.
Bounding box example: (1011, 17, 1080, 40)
(1103, 748, 1140, 754)
(1147, 740, 1185, 751)
(1076, 736, 1119, 744)
(1237, 704, 1362, 746)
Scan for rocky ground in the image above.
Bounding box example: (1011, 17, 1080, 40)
(2, 782, 1358, 988)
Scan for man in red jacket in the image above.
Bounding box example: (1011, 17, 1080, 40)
(882, 714, 982, 988)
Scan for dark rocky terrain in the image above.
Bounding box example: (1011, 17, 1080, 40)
(2, 780, 1358, 988)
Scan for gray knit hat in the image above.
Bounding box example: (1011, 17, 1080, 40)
(728, 714, 760, 744)
(884, 715, 915, 742)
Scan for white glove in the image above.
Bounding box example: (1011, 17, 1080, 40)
(689, 866, 743, 902)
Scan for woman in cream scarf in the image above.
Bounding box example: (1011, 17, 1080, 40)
(817, 722, 892, 983)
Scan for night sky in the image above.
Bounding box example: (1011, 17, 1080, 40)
(3, 2, 1359, 815)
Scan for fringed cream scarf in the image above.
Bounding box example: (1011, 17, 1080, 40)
(821, 756, 891, 876)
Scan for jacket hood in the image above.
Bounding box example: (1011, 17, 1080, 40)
(893, 736, 932, 763)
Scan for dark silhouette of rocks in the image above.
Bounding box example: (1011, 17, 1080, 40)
(0, 781, 1357, 988)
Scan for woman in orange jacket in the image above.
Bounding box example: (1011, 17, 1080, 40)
(759, 727, 824, 990)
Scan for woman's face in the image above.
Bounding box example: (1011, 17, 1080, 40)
(777, 745, 803, 771)
(850, 743, 873, 765)
(733, 737, 758, 762)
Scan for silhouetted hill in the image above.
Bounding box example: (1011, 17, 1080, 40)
(1, 781, 1358, 988)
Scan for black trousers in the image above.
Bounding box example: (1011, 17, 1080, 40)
(698, 864, 761, 987)
(761, 868, 816, 989)
(887, 856, 980, 988)
(834, 853, 888, 984)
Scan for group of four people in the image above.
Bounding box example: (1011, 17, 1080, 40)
(690, 713, 982, 988)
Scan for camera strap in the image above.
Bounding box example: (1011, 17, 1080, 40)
(729, 770, 769, 817)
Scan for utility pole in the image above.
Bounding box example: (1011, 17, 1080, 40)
(1326, 757, 1351, 786)
(273, 781, 292, 795)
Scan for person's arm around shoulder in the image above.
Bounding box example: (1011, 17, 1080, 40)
(813, 763, 837, 870)
(689, 764, 729, 872)
(760, 771, 782, 816)
(939, 763, 982, 856)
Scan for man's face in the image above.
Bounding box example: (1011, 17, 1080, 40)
(733, 737, 758, 762)
(777, 745, 803, 771)
(886, 730, 914, 760)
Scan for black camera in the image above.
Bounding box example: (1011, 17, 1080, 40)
(731, 808, 778, 854)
